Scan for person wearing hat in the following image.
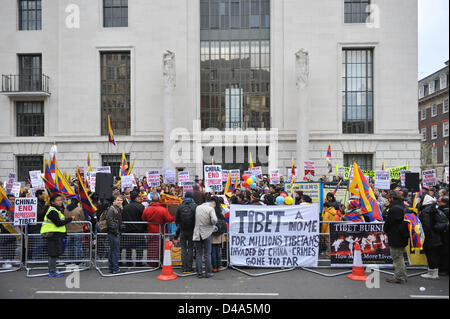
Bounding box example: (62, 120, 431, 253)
(250, 192, 265, 205)
(174, 191, 197, 274)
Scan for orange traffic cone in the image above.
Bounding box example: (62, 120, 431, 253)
(347, 241, 368, 281)
(157, 240, 178, 281)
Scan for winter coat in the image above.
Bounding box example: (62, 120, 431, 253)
(193, 202, 218, 241)
(106, 204, 123, 236)
(28, 198, 47, 234)
(212, 209, 226, 244)
(122, 201, 146, 233)
(321, 206, 339, 234)
(175, 198, 197, 236)
(383, 200, 409, 248)
(64, 206, 85, 233)
(419, 203, 442, 249)
(141, 202, 174, 234)
(44, 205, 73, 257)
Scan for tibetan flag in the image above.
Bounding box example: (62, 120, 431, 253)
(248, 152, 254, 170)
(326, 143, 332, 173)
(50, 155, 56, 181)
(290, 158, 296, 185)
(348, 161, 383, 222)
(127, 159, 135, 176)
(55, 168, 78, 200)
(44, 159, 53, 184)
(412, 188, 423, 212)
(108, 115, 116, 146)
(0, 185, 12, 212)
(123, 194, 130, 204)
(381, 161, 386, 171)
(76, 167, 97, 221)
(87, 153, 92, 172)
(332, 179, 342, 196)
(344, 211, 365, 222)
(404, 211, 425, 251)
(41, 175, 62, 196)
(120, 151, 128, 177)
(143, 180, 150, 191)
(224, 173, 232, 197)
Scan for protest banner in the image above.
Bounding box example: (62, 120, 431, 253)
(323, 183, 347, 205)
(251, 166, 263, 181)
(204, 165, 222, 192)
(422, 169, 437, 187)
(14, 197, 37, 226)
(337, 166, 345, 179)
(147, 170, 160, 187)
(329, 222, 392, 267)
(96, 166, 111, 174)
(162, 168, 176, 184)
(6, 172, 16, 193)
(11, 182, 21, 197)
(222, 170, 229, 183)
(400, 170, 411, 187)
(284, 182, 324, 212)
(178, 171, 190, 186)
(304, 161, 315, 176)
(229, 204, 320, 268)
(374, 170, 390, 190)
(270, 169, 280, 185)
(386, 165, 410, 180)
(121, 175, 133, 192)
(182, 181, 194, 193)
(335, 164, 409, 181)
(29, 171, 44, 188)
(86, 171, 96, 192)
(230, 169, 240, 185)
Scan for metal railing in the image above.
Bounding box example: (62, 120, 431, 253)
(0, 223, 23, 274)
(1, 74, 50, 94)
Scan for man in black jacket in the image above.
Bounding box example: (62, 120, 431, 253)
(29, 190, 47, 234)
(121, 190, 146, 267)
(383, 190, 409, 284)
(437, 196, 449, 276)
(174, 191, 197, 274)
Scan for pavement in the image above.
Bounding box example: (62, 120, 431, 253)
(1, 264, 448, 300)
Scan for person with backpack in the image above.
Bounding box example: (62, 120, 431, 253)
(174, 191, 197, 274)
(211, 197, 227, 273)
(383, 190, 409, 284)
(105, 194, 125, 274)
(419, 194, 445, 279)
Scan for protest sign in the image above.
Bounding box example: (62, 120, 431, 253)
(222, 170, 229, 183)
(400, 170, 411, 187)
(204, 165, 222, 192)
(445, 167, 449, 184)
(147, 170, 160, 187)
(86, 171, 96, 192)
(284, 182, 324, 212)
(229, 204, 320, 268)
(182, 181, 194, 193)
(374, 170, 390, 190)
(304, 161, 315, 176)
(386, 165, 410, 180)
(162, 168, 176, 184)
(14, 197, 37, 226)
(337, 166, 345, 179)
(251, 166, 263, 181)
(329, 222, 392, 267)
(6, 172, 16, 193)
(229, 170, 240, 185)
(29, 171, 44, 188)
(178, 171, 190, 186)
(422, 169, 437, 187)
(11, 182, 21, 197)
(121, 175, 133, 192)
(323, 183, 347, 206)
(270, 169, 280, 185)
(96, 166, 111, 174)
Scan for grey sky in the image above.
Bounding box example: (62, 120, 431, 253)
(418, 0, 449, 79)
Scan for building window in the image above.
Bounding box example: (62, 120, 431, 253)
(443, 121, 449, 138)
(18, 54, 42, 91)
(342, 48, 374, 134)
(344, 154, 373, 171)
(102, 154, 129, 178)
(444, 144, 449, 164)
(421, 127, 427, 142)
(429, 81, 435, 94)
(16, 101, 44, 137)
(101, 52, 131, 136)
(441, 74, 448, 89)
(103, 0, 128, 27)
(201, 0, 270, 131)
(18, 0, 42, 30)
(434, 79, 440, 92)
(444, 99, 449, 113)
(431, 104, 438, 117)
(344, 0, 370, 23)
(17, 155, 43, 182)
(203, 146, 269, 173)
(423, 84, 429, 96)
(432, 146, 438, 164)
(421, 108, 427, 120)
(431, 125, 438, 140)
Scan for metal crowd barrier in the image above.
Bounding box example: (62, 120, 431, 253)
(25, 222, 93, 278)
(163, 223, 230, 277)
(0, 222, 23, 274)
(94, 222, 161, 277)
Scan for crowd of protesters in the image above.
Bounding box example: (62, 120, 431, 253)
(0, 173, 448, 280)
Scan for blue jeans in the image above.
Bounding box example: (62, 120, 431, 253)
(211, 244, 222, 269)
(194, 236, 212, 276)
(67, 234, 83, 261)
(108, 233, 120, 272)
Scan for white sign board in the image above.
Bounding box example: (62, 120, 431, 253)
(86, 171, 96, 192)
(96, 166, 111, 174)
(270, 169, 280, 185)
(230, 170, 240, 184)
(400, 170, 411, 187)
(11, 182, 21, 197)
(178, 171, 190, 186)
(121, 175, 133, 192)
(29, 171, 44, 188)
(251, 166, 263, 181)
(147, 170, 161, 187)
(374, 170, 391, 190)
(162, 168, 176, 184)
(204, 165, 223, 192)
(229, 204, 320, 268)
(182, 181, 194, 193)
(422, 169, 437, 187)
(14, 197, 37, 226)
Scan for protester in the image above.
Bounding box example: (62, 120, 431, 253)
(121, 190, 146, 267)
(64, 198, 86, 263)
(437, 196, 449, 276)
(40, 194, 75, 277)
(106, 194, 124, 274)
(193, 197, 218, 278)
(211, 197, 227, 273)
(174, 191, 197, 274)
(383, 190, 408, 284)
(193, 184, 206, 205)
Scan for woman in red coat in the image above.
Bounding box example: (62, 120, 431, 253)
(142, 195, 174, 266)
